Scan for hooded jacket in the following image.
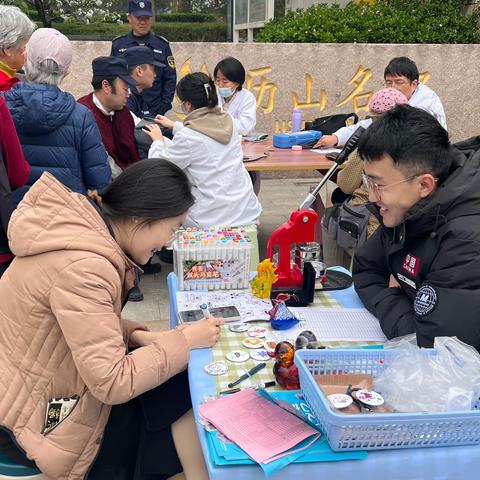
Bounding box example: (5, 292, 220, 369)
(5, 83, 111, 194)
(0, 173, 190, 479)
(148, 107, 262, 227)
(353, 145, 480, 349)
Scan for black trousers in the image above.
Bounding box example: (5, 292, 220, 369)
(88, 370, 192, 480)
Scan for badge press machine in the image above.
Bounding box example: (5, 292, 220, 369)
(266, 127, 366, 302)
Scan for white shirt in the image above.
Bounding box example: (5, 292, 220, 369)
(92, 94, 123, 178)
(92, 93, 114, 117)
(334, 83, 448, 146)
(148, 121, 262, 228)
(219, 88, 257, 136)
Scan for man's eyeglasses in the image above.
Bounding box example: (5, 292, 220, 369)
(361, 173, 419, 199)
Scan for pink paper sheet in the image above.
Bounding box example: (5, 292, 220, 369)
(199, 389, 319, 464)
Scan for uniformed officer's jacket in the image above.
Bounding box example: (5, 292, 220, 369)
(111, 31, 176, 116)
(127, 89, 149, 118)
(353, 142, 480, 350)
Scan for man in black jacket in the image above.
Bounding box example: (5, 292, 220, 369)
(353, 105, 480, 350)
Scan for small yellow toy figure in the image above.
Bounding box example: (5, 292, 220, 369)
(250, 259, 278, 299)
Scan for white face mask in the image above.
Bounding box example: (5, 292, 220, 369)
(218, 86, 235, 98)
(180, 101, 190, 115)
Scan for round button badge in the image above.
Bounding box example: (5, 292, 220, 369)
(229, 323, 249, 333)
(263, 340, 277, 354)
(250, 349, 271, 362)
(247, 326, 268, 338)
(355, 389, 385, 407)
(328, 393, 353, 410)
(242, 337, 264, 349)
(203, 361, 228, 376)
(226, 350, 249, 363)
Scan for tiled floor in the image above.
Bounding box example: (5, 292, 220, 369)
(122, 176, 322, 331)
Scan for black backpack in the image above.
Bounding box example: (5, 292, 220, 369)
(309, 113, 359, 135)
(0, 147, 15, 255)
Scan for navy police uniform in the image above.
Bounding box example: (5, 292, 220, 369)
(122, 46, 165, 118)
(353, 139, 480, 351)
(111, 0, 176, 117)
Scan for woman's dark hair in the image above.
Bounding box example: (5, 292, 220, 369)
(214, 57, 245, 91)
(384, 56, 419, 82)
(176, 72, 218, 109)
(100, 159, 194, 224)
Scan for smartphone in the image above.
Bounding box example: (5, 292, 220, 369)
(326, 152, 339, 161)
(243, 153, 268, 163)
(135, 119, 156, 130)
(178, 305, 241, 323)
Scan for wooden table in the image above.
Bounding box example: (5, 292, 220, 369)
(242, 138, 335, 172)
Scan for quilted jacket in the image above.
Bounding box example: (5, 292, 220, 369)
(4, 83, 111, 194)
(0, 173, 189, 479)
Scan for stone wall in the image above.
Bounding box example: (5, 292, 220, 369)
(64, 41, 480, 142)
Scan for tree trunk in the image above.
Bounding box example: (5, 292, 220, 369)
(28, 0, 52, 27)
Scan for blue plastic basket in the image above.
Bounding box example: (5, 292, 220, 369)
(296, 348, 480, 451)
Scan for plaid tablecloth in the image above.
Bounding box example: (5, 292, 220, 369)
(211, 290, 378, 392)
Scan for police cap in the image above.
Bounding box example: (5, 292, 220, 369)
(92, 56, 138, 87)
(123, 46, 165, 69)
(128, 0, 153, 17)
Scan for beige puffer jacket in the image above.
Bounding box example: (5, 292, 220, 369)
(0, 173, 190, 479)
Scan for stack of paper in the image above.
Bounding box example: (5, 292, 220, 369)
(199, 389, 320, 465)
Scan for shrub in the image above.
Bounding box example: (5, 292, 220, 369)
(52, 21, 227, 41)
(155, 13, 217, 23)
(257, 0, 480, 44)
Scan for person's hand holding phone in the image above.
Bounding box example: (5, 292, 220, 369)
(143, 123, 164, 142)
(181, 317, 224, 349)
(154, 114, 175, 130)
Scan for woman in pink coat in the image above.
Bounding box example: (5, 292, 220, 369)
(0, 159, 221, 479)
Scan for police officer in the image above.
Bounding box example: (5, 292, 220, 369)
(123, 46, 165, 118)
(111, 0, 176, 117)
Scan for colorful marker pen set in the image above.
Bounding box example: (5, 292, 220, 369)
(172, 227, 253, 291)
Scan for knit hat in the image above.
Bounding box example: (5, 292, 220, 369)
(369, 87, 408, 114)
(26, 28, 72, 74)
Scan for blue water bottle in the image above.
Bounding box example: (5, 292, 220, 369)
(292, 109, 302, 133)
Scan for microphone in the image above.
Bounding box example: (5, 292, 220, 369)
(334, 126, 366, 166)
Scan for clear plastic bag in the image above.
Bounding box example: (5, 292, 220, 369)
(374, 336, 480, 413)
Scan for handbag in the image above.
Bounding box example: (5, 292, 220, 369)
(322, 202, 371, 251)
(309, 113, 359, 135)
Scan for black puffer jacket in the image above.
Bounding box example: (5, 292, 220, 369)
(353, 142, 480, 349)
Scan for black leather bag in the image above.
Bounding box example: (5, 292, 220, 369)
(309, 113, 359, 135)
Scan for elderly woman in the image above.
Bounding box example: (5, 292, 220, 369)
(5, 28, 111, 194)
(0, 5, 36, 91)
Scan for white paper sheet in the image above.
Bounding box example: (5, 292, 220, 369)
(289, 307, 387, 342)
(311, 147, 342, 154)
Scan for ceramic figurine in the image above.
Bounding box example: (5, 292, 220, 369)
(273, 341, 300, 390)
(250, 258, 279, 299)
(268, 293, 300, 330)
